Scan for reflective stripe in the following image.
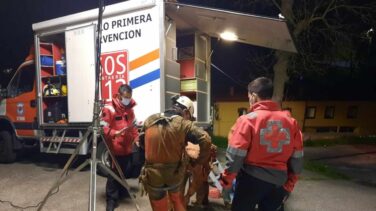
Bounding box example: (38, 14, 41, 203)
(40, 137, 81, 143)
(243, 164, 288, 186)
(0, 99, 6, 115)
(100, 120, 109, 127)
(227, 146, 247, 157)
(289, 157, 303, 174)
(104, 105, 115, 113)
(260, 120, 290, 153)
(226, 146, 246, 173)
(246, 112, 257, 119)
(292, 150, 304, 158)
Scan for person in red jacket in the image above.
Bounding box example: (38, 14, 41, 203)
(101, 84, 139, 211)
(219, 77, 303, 211)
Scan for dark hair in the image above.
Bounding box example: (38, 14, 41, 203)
(165, 105, 184, 117)
(118, 84, 132, 94)
(248, 77, 273, 99)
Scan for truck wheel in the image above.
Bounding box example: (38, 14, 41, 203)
(0, 130, 17, 163)
(97, 141, 111, 177)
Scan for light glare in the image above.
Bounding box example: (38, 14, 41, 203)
(220, 31, 238, 41)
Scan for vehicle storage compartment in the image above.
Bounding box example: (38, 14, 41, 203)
(176, 32, 211, 123)
(37, 35, 68, 125)
(35, 25, 96, 127)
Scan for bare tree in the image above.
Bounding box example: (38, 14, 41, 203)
(236, 0, 376, 102)
(180, 0, 375, 101)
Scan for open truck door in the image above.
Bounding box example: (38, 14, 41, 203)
(165, 2, 297, 202)
(165, 2, 297, 53)
(164, 2, 296, 129)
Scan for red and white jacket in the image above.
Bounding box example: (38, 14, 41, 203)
(101, 94, 138, 156)
(224, 101, 303, 192)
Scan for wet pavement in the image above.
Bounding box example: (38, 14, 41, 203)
(304, 144, 376, 186)
(0, 145, 376, 210)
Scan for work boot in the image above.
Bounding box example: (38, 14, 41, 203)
(106, 200, 119, 211)
(191, 200, 209, 209)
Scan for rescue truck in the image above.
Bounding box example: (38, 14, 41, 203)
(0, 0, 296, 169)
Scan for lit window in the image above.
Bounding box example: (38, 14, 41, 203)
(305, 107, 316, 119)
(238, 107, 248, 116)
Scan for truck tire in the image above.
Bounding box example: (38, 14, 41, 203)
(0, 130, 17, 163)
(97, 141, 111, 177)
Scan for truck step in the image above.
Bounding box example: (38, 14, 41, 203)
(40, 137, 81, 143)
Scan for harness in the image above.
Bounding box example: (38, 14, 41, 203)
(139, 113, 189, 195)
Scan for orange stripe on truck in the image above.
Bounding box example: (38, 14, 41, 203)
(129, 49, 160, 71)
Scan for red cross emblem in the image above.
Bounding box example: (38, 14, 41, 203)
(260, 120, 290, 153)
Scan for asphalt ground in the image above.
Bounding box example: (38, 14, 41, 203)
(304, 145, 376, 186)
(0, 149, 226, 211)
(0, 145, 376, 211)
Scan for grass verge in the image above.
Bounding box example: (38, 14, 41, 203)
(303, 160, 350, 180)
(213, 136, 354, 180)
(304, 136, 376, 147)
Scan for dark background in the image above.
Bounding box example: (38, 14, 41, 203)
(0, 0, 257, 102)
(0, 0, 375, 101)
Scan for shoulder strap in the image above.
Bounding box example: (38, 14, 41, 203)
(143, 113, 178, 130)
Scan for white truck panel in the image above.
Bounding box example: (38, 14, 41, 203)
(66, 25, 96, 123)
(100, 3, 162, 123)
(32, 0, 156, 32)
(132, 79, 161, 123)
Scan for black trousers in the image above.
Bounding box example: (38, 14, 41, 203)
(106, 155, 132, 203)
(231, 171, 286, 211)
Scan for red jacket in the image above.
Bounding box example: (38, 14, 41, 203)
(224, 101, 303, 190)
(101, 95, 139, 156)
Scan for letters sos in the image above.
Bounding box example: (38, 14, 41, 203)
(100, 50, 129, 100)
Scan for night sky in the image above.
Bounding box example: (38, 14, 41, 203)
(0, 0, 121, 73)
(4, 1, 372, 101)
(0, 0, 258, 101)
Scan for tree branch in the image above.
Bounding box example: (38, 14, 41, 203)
(280, 0, 296, 25)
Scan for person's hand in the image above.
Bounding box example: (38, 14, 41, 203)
(282, 189, 291, 203)
(134, 136, 140, 147)
(219, 172, 236, 190)
(185, 142, 200, 159)
(114, 127, 129, 137)
(114, 130, 123, 137)
(134, 140, 140, 147)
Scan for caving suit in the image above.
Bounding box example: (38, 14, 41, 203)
(139, 111, 211, 211)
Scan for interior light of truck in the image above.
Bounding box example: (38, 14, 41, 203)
(220, 31, 238, 41)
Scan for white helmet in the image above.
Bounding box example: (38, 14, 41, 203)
(176, 96, 194, 116)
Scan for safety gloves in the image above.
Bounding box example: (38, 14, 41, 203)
(219, 170, 236, 190)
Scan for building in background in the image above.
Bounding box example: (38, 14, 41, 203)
(213, 100, 376, 139)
